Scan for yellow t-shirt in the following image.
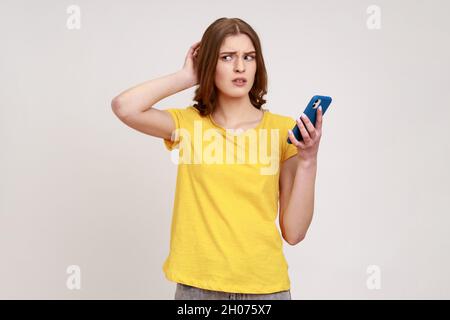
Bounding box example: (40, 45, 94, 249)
(161, 105, 298, 294)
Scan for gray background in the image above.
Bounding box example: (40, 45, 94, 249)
(1, 0, 449, 299)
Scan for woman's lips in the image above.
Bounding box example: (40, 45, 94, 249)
(232, 79, 247, 87)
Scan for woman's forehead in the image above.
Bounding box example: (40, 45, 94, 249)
(220, 34, 255, 51)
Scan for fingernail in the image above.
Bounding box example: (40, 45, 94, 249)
(319, 106, 322, 111)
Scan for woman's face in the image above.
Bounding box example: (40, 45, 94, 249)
(214, 34, 257, 98)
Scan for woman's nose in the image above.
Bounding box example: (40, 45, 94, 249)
(234, 59, 245, 72)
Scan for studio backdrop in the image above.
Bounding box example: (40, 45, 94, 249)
(0, 0, 449, 299)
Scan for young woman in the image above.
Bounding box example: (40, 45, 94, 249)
(111, 17, 323, 300)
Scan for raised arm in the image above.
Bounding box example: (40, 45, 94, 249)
(111, 41, 201, 140)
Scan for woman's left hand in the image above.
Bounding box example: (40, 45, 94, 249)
(288, 106, 323, 164)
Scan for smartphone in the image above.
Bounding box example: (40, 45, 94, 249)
(287, 95, 332, 144)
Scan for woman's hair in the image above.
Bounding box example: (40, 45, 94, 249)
(192, 17, 268, 117)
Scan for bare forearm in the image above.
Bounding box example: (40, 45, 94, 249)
(283, 160, 317, 244)
(111, 70, 194, 116)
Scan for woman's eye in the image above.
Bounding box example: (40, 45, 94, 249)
(221, 55, 255, 61)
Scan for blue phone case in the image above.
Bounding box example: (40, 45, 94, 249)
(287, 95, 332, 144)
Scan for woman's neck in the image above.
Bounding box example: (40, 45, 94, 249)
(212, 102, 262, 128)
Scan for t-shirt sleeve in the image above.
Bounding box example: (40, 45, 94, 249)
(281, 117, 299, 162)
(162, 108, 185, 151)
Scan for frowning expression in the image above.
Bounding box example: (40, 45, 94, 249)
(215, 34, 257, 97)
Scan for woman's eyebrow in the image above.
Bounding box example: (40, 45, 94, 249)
(220, 51, 256, 54)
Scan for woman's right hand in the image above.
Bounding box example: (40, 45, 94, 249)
(181, 41, 201, 86)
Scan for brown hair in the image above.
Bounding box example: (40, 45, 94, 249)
(192, 17, 268, 117)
